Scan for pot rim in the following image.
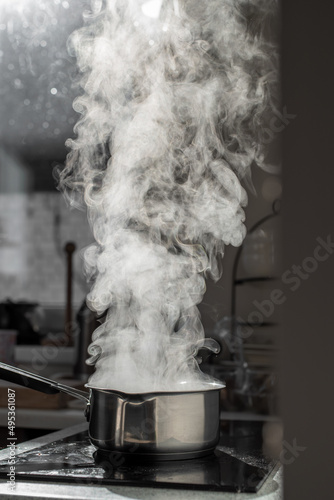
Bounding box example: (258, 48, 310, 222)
(85, 380, 225, 395)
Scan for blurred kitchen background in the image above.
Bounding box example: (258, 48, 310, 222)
(0, 0, 282, 435)
(1, 2, 334, 498)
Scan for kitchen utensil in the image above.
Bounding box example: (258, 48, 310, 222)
(74, 300, 97, 380)
(64, 242, 76, 346)
(0, 362, 224, 460)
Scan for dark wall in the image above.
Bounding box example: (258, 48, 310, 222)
(281, 1, 334, 498)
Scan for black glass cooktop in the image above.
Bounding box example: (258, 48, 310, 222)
(0, 421, 278, 493)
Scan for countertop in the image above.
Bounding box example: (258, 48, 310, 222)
(0, 469, 282, 500)
(0, 423, 283, 500)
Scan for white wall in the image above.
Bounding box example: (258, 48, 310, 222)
(0, 192, 92, 307)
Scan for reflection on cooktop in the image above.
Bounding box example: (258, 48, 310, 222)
(0, 421, 278, 493)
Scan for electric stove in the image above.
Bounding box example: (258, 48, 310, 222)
(0, 419, 279, 495)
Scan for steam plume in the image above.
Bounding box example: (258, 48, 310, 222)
(59, 0, 278, 392)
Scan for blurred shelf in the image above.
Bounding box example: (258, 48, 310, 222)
(244, 344, 279, 351)
(237, 321, 278, 327)
(14, 346, 75, 366)
(220, 411, 281, 422)
(234, 276, 278, 285)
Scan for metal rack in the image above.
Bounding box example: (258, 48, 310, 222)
(231, 199, 281, 319)
(218, 200, 281, 414)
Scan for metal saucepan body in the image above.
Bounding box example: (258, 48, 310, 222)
(0, 362, 222, 459)
(88, 387, 221, 458)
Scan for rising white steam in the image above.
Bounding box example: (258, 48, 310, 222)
(59, 0, 278, 392)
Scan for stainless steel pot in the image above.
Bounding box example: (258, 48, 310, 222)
(0, 362, 224, 460)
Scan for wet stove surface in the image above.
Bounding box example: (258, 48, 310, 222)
(0, 421, 277, 493)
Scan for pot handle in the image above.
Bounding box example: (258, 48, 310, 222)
(0, 362, 89, 403)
